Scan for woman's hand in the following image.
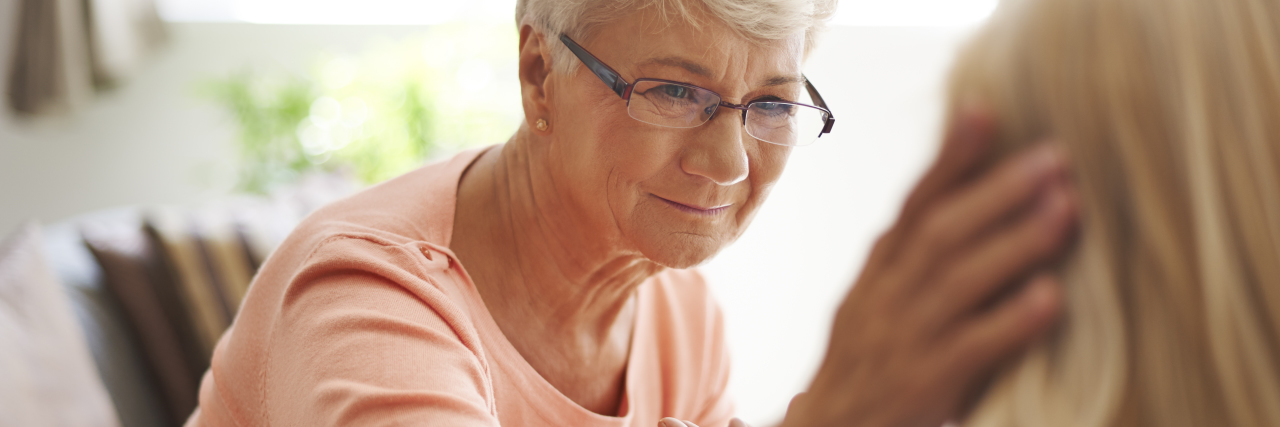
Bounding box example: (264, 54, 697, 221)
(784, 108, 1078, 427)
(659, 417, 751, 427)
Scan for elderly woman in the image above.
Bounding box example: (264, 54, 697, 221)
(186, 0, 1078, 426)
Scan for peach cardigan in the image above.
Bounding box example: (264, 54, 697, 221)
(185, 148, 735, 427)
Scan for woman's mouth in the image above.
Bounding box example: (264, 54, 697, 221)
(654, 195, 732, 216)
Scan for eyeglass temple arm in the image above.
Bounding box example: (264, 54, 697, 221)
(560, 34, 629, 98)
(803, 75, 836, 135)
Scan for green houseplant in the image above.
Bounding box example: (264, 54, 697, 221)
(202, 23, 522, 194)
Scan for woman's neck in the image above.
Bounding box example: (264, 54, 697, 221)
(450, 130, 663, 415)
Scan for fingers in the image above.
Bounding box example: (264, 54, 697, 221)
(888, 143, 1071, 296)
(659, 418, 700, 427)
(923, 178, 1077, 325)
(915, 143, 1068, 259)
(898, 105, 997, 228)
(944, 273, 1062, 375)
(658, 417, 744, 427)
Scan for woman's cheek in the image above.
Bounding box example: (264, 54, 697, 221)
(751, 143, 792, 188)
(612, 132, 685, 185)
(735, 143, 790, 223)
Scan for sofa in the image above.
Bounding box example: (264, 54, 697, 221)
(0, 174, 354, 427)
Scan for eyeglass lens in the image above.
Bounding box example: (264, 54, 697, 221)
(626, 80, 831, 146)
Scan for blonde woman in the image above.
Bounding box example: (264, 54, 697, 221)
(947, 0, 1280, 425)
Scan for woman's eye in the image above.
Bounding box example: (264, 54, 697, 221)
(754, 102, 793, 115)
(661, 85, 690, 99)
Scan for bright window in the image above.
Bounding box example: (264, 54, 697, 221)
(157, 0, 997, 26)
(832, 0, 998, 26)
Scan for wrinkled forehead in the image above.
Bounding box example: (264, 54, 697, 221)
(588, 7, 807, 88)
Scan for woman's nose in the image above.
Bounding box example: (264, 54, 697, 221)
(680, 111, 749, 186)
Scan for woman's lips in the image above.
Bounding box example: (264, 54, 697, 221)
(654, 195, 732, 216)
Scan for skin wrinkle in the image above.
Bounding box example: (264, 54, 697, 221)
(638, 56, 805, 89)
(518, 142, 647, 325)
(605, 166, 630, 255)
(553, 44, 658, 262)
(527, 140, 602, 277)
(523, 120, 594, 269)
(480, 148, 648, 407)
(639, 57, 717, 78)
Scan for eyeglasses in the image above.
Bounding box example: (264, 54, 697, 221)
(560, 34, 836, 147)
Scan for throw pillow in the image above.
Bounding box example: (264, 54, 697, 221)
(0, 222, 121, 427)
(82, 219, 202, 426)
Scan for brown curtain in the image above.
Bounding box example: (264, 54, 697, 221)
(7, 0, 166, 115)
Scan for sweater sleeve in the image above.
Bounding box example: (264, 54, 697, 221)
(259, 237, 499, 427)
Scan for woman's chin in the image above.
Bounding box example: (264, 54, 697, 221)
(638, 232, 730, 269)
(622, 205, 745, 268)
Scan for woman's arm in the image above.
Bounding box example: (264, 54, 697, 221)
(261, 269, 500, 426)
(231, 236, 504, 427)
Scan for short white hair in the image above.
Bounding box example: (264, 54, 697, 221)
(515, 0, 837, 74)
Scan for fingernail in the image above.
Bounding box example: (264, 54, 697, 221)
(660, 419, 683, 427)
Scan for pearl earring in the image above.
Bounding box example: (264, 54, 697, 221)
(535, 119, 548, 131)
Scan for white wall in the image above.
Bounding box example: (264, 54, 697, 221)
(0, 18, 437, 233)
(0, 9, 974, 425)
(702, 26, 974, 424)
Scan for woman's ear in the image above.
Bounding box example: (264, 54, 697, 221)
(518, 25, 554, 133)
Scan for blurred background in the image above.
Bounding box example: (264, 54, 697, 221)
(0, 0, 992, 425)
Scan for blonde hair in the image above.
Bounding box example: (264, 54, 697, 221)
(514, 0, 837, 74)
(949, 0, 1280, 426)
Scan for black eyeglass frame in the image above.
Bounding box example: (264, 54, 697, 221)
(559, 34, 836, 141)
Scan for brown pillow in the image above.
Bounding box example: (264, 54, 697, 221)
(190, 210, 254, 315)
(143, 209, 230, 358)
(82, 220, 201, 426)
